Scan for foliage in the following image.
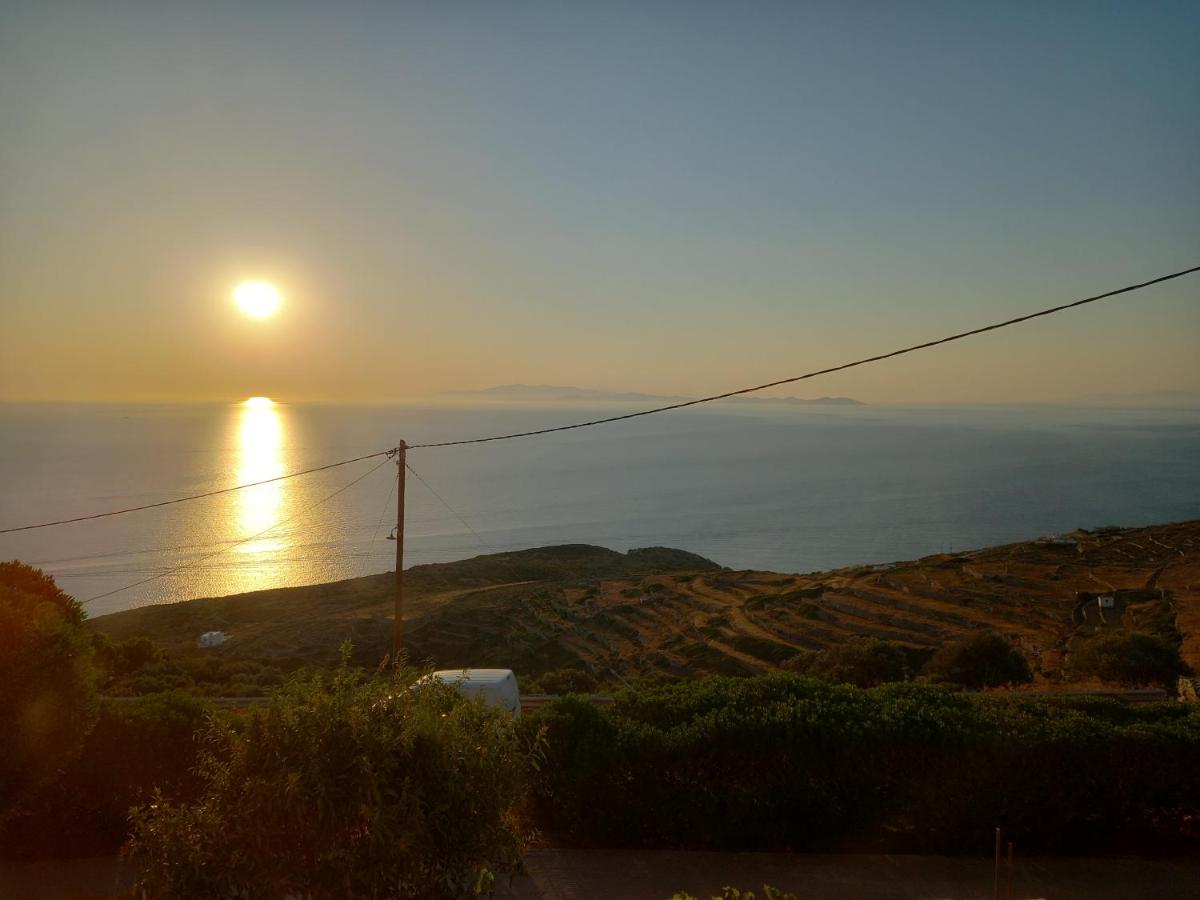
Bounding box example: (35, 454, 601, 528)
(923, 631, 1033, 688)
(1, 691, 208, 858)
(523, 673, 1200, 853)
(1072, 631, 1189, 688)
(521, 667, 599, 695)
(671, 887, 797, 900)
(792, 636, 909, 687)
(128, 654, 536, 898)
(0, 562, 97, 824)
(93, 633, 163, 682)
(90, 635, 287, 697)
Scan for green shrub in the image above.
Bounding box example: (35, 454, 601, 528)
(803, 637, 909, 687)
(923, 631, 1032, 688)
(1072, 631, 1188, 689)
(0, 562, 97, 824)
(128, 657, 536, 898)
(524, 674, 1200, 853)
(93, 633, 163, 684)
(671, 888, 796, 900)
(1, 691, 208, 858)
(524, 667, 599, 695)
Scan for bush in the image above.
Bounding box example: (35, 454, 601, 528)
(0, 562, 97, 824)
(93, 633, 163, 684)
(671, 888, 796, 900)
(798, 637, 909, 687)
(128, 656, 536, 898)
(524, 674, 1200, 853)
(1072, 632, 1189, 688)
(523, 667, 599, 695)
(1, 691, 208, 858)
(923, 631, 1032, 688)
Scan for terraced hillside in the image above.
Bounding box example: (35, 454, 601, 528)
(89, 522, 1200, 686)
(405, 521, 1200, 684)
(88, 545, 720, 663)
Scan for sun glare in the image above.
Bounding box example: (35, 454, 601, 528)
(233, 281, 283, 319)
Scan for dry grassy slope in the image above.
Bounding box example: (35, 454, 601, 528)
(86, 545, 720, 662)
(89, 523, 1200, 683)
(404, 521, 1200, 684)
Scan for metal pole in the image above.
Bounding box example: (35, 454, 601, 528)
(993, 827, 1001, 900)
(393, 441, 407, 661)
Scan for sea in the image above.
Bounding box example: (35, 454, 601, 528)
(1, 400, 1197, 618)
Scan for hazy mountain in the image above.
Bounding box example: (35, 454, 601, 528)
(730, 395, 865, 407)
(453, 384, 863, 406)
(451, 384, 687, 403)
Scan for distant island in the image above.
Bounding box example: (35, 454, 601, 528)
(451, 384, 864, 406)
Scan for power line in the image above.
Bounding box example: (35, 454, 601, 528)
(25, 517, 353, 567)
(0, 449, 394, 535)
(408, 264, 1200, 448)
(405, 462, 498, 554)
(358, 463, 398, 577)
(1, 263, 1195, 536)
(81, 456, 392, 606)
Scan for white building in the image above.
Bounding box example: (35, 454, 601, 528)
(197, 630, 226, 648)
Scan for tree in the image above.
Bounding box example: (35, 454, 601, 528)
(524, 667, 598, 695)
(923, 631, 1033, 689)
(92, 633, 162, 684)
(0, 562, 97, 823)
(128, 653, 537, 898)
(1073, 632, 1188, 689)
(805, 637, 908, 687)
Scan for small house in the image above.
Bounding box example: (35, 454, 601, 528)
(198, 630, 226, 648)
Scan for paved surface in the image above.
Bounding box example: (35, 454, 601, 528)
(0, 857, 130, 900)
(494, 850, 1200, 900)
(4, 850, 1200, 899)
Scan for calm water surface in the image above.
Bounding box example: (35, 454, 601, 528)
(1, 401, 1197, 617)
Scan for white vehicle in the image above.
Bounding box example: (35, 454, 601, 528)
(421, 668, 522, 717)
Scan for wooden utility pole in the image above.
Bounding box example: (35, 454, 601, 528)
(392, 441, 408, 660)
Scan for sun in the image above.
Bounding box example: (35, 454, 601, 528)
(233, 281, 283, 319)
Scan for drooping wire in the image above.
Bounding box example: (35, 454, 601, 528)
(81, 455, 394, 606)
(0, 449, 395, 535)
(2, 263, 1196, 535)
(357, 461, 399, 577)
(405, 462, 498, 555)
(407, 264, 1200, 448)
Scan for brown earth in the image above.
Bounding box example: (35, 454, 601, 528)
(6, 850, 1199, 900)
(89, 521, 1200, 685)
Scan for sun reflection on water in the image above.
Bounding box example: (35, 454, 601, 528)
(235, 397, 288, 569)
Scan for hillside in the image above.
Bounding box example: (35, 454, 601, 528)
(88, 545, 720, 663)
(89, 522, 1200, 685)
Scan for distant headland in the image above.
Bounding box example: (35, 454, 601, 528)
(451, 384, 865, 406)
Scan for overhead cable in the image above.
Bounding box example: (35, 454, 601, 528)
(2, 265, 1195, 534)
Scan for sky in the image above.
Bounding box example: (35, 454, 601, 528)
(1, 1, 1197, 404)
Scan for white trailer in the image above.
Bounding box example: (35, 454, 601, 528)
(421, 668, 522, 717)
